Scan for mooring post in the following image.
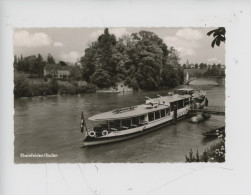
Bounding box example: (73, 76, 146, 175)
(173, 104, 177, 124)
(205, 98, 209, 107)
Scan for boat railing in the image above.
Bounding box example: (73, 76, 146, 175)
(112, 106, 137, 114)
(88, 121, 147, 133)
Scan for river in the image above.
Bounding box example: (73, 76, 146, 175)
(14, 79, 225, 163)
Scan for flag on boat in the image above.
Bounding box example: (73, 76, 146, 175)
(80, 111, 87, 133)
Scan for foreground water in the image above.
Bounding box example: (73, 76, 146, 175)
(14, 81, 225, 163)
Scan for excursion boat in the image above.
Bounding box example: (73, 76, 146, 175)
(80, 89, 206, 146)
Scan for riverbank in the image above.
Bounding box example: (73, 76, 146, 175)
(14, 74, 96, 98)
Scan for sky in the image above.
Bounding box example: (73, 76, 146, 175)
(13, 27, 225, 65)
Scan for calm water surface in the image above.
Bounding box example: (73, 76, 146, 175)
(14, 81, 225, 163)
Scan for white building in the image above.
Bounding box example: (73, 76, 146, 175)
(44, 64, 71, 78)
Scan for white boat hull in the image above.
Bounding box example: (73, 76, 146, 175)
(83, 107, 189, 146)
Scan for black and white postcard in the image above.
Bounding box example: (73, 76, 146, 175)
(1, 0, 251, 195)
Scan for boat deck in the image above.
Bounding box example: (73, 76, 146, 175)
(88, 104, 168, 121)
(88, 94, 190, 121)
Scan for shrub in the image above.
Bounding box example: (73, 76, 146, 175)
(49, 78, 59, 94)
(185, 140, 225, 163)
(14, 74, 31, 98)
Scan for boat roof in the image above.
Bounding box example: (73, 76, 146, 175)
(88, 94, 190, 121)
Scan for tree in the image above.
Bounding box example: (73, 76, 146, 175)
(14, 73, 31, 98)
(59, 61, 67, 66)
(91, 68, 111, 88)
(70, 67, 82, 81)
(80, 28, 118, 85)
(217, 64, 221, 69)
(49, 78, 58, 94)
(195, 63, 198, 69)
(80, 28, 183, 90)
(212, 63, 216, 69)
(80, 42, 98, 82)
(182, 64, 186, 69)
(125, 30, 168, 90)
(199, 63, 204, 69)
(207, 27, 226, 48)
(162, 65, 180, 88)
(36, 54, 45, 77)
(14, 55, 18, 65)
(47, 53, 56, 64)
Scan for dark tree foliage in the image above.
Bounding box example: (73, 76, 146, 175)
(80, 28, 183, 90)
(14, 55, 18, 65)
(49, 78, 59, 94)
(47, 53, 56, 64)
(59, 61, 67, 66)
(14, 73, 31, 97)
(91, 69, 112, 88)
(70, 67, 83, 82)
(207, 27, 226, 48)
(80, 42, 98, 82)
(15, 54, 46, 77)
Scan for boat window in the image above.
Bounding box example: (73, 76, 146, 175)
(170, 102, 176, 111)
(139, 115, 145, 124)
(184, 98, 189, 106)
(109, 121, 115, 129)
(160, 109, 166, 118)
(132, 117, 139, 125)
(148, 112, 154, 122)
(114, 120, 121, 129)
(177, 100, 184, 109)
(122, 118, 131, 127)
(166, 108, 170, 115)
(155, 111, 160, 120)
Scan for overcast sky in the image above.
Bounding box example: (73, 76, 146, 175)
(13, 27, 225, 65)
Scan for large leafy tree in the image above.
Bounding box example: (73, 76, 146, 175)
(81, 28, 119, 86)
(70, 67, 82, 81)
(80, 42, 99, 82)
(125, 30, 169, 90)
(91, 68, 112, 88)
(80, 28, 183, 90)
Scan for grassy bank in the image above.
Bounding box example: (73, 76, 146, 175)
(14, 74, 96, 98)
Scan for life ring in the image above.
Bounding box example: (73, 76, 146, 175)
(88, 131, 96, 137)
(102, 130, 109, 136)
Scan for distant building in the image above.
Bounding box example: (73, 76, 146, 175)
(190, 64, 195, 69)
(185, 60, 195, 69)
(44, 64, 71, 78)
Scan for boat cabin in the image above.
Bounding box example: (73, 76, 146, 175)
(88, 94, 191, 137)
(175, 88, 194, 95)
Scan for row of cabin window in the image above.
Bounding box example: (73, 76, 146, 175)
(103, 99, 189, 130)
(148, 108, 170, 122)
(170, 99, 190, 111)
(108, 115, 145, 129)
